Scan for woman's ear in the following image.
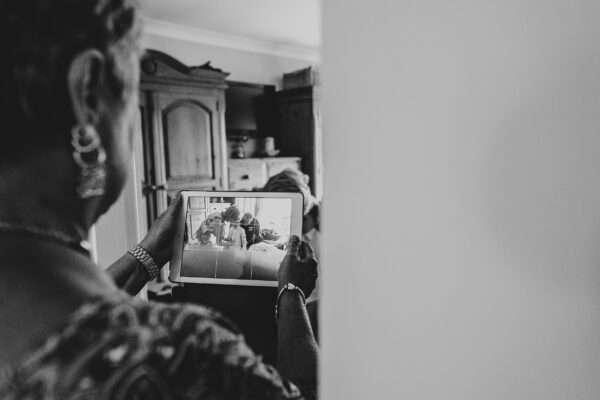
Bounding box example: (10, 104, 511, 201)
(67, 49, 106, 127)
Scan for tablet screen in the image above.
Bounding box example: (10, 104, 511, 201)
(170, 191, 303, 286)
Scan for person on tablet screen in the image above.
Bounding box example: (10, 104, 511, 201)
(200, 212, 224, 245)
(196, 227, 215, 247)
(241, 212, 261, 247)
(224, 218, 247, 249)
(221, 205, 247, 249)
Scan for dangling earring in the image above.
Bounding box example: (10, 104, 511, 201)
(71, 124, 107, 199)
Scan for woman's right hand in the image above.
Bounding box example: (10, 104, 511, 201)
(139, 193, 182, 267)
(278, 236, 318, 297)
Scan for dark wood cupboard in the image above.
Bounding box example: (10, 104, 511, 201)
(275, 86, 322, 199)
(139, 50, 229, 221)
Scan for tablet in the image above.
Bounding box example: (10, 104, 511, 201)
(170, 190, 304, 286)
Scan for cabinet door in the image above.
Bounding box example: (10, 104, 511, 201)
(152, 91, 225, 194)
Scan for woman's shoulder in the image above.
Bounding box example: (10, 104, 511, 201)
(0, 296, 303, 399)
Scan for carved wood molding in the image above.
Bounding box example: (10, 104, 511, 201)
(141, 49, 230, 89)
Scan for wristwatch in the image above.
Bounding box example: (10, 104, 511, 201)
(274, 282, 306, 321)
(128, 245, 160, 280)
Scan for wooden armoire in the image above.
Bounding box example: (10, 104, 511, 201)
(139, 50, 230, 222)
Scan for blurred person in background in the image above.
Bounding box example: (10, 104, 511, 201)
(263, 169, 321, 340)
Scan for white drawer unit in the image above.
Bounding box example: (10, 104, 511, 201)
(228, 159, 267, 190)
(265, 158, 302, 178)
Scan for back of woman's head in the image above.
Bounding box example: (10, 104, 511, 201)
(263, 169, 317, 216)
(0, 0, 140, 163)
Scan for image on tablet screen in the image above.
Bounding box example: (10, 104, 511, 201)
(181, 195, 293, 281)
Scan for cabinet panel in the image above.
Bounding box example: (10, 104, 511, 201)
(276, 87, 318, 196)
(154, 92, 223, 192)
(163, 100, 214, 180)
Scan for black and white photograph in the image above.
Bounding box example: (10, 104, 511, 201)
(2, 0, 600, 399)
(176, 193, 301, 283)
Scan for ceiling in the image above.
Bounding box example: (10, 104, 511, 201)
(140, 0, 321, 49)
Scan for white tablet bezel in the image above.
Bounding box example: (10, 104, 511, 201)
(169, 190, 304, 287)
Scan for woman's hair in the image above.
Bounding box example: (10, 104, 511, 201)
(263, 169, 317, 215)
(0, 0, 141, 163)
(221, 205, 241, 223)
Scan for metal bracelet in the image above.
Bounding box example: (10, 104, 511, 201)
(274, 282, 306, 321)
(128, 245, 160, 280)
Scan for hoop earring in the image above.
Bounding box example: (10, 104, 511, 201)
(71, 124, 107, 199)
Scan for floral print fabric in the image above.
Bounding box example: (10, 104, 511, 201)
(0, 297, 306, 399)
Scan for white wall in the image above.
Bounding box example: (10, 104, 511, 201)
(94, 109, 147, 268)
(144, 33, 315, 87)
(94, 196, 129, 267)
(322, 1, 600, 399)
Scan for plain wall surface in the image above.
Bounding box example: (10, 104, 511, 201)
(94, 195, 129, 268)
(144, 34, 315, 87)
(94, 111, 147, 269)
(321, 0, 600, 399)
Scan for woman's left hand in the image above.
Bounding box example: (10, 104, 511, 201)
(278, 236, 318, 297)
(139, 193, 182, 266)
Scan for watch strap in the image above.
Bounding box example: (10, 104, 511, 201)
(128, 245, 160, 280)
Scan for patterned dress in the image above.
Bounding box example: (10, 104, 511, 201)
(0, 296, 312, 399)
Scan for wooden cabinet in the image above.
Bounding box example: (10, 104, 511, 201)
(228, 157, 302, 190)
(155, 91, 222, 190)
(139, 50, 229, 221)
